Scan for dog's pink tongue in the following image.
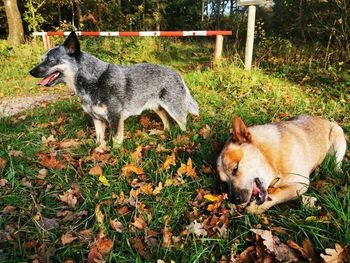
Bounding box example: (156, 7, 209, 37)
(252, 181, 260, 196)
(37, 72, 58, 86)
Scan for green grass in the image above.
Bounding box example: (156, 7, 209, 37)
(0, 39, 349, 262)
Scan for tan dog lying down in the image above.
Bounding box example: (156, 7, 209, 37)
(216, 115, 346, 214)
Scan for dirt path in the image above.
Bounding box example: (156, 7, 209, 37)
(0, 93, 72, 117)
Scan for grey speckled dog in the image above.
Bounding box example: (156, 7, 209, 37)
(30, 32, 199, 146)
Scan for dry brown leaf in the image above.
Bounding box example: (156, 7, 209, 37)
(0, 157, 6, 175)
(320, 243, 346, 263)
(58, 139, 82, 149)
(88, 236, 113, 263)
(8, 150, 24, 157)
(301, 195, 321, 210)
(153, 182, 163, 195)
(199, 124, 212, 138)
(186, 220, 207, 237)
(42, 134, 57, 144)
(131, 236, 148, 259)
(251, 229, 299, 262)
(59, 189, 77, 208)
(38, 153, 66, 170)
(162, 152, 176, 170)
(131, 145, 142, 164)
(201, 164, 213, 174)
(0, 178, 8, 186)
(37, 168, 48, 180)
(121, 164, 144, 176)
(140, 115, 150, 128)
(89, 164, 103, 177)
(177, 158, 198, 179)
(95, 204, 105, 228)
(61, 233, 77, 245)
(162, 226, 173, 248)
(131, 216, 147, 230)
(110, 219, 123, 233)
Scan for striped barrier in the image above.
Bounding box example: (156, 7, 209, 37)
(33, 30, 232, 60)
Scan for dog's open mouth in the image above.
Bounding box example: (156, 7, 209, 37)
(251, 178, 267, 205)
(37, 71, 61, 86)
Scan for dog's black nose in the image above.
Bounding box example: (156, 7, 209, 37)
(233, 195, 242, 204)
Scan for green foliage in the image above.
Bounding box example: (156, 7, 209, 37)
(23, 0, 46, 32)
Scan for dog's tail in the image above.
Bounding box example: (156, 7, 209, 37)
(182, 79, 199, 116)
(329, 122, 346, 166)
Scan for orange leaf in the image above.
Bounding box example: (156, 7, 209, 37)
(162, 226, 173, 248)
(38, 153, 66, 170)
(162, 152, 176, 170)
(140, 183, 154, 195)
(89, 164, 103, 177)
(132, 216, 147, 230)
(121, 164, 144, 176)
(88, 237, 113, 263)
(61, 232, 77, 245)
(110, 219, 123, 233)
(177, 158, 198, 179)
(131, 145, 142, 164)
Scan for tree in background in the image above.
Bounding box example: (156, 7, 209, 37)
(3, 0, 24, 45)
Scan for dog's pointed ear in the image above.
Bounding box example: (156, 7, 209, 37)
(232, 115, 252, 144)
(64, 32, 80, 55)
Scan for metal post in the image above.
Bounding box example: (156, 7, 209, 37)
(244, 5, 256, 70)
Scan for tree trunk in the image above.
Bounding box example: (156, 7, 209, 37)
(3, 0, 24, 45)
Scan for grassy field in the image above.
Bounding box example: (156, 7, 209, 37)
(0, 37, 349, 262)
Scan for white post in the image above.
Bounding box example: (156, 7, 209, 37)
(244, 5, 256, 70)
(214, 34, 224, 61)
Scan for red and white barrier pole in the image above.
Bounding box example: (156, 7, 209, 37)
(33, 31, 232, 61)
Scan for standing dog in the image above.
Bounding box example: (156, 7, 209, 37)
(30, 32, 199, 145)
(217, 115, 346, 214)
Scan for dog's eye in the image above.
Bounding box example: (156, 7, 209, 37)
(231, 164, 238, 175)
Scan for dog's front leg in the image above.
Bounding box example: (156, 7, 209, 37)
(246, 183, 309, 214)
(110, 113, 125, 145)
(93, 118, 107, 146)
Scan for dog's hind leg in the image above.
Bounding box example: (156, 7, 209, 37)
(93, 118, 107, 146)
(329, 123, 346, 167)
(109, 113, 125, 145)
(154, 108, 170, 130)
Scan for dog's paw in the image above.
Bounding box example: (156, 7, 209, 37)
(245, 202, 267, 214)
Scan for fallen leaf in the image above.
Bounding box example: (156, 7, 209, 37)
(251, 229, 299, 262)
(186, 220, 207, 237)
(320, 243, 347, 263)
(121, 164, 144, 176)
(0, 178, 8, 186)
(287, 239, 319, 262)
(95, 204, 105, 229)
(59, 189, 77, 208)
(153, 182, 163, 195)
(89, 164, 103, 177)
(88, 236, 113, 263)
(131, 145, 142, 164)
(58, 139, 82, 149)
(201, 164, 213, 174)
(99, 175, 110, 187)
(0, 157, 7, 174)
(140, 183, 154, 195)
(42, 134, 57, 144)
(131, 236, 148, 259)
(110, 219, 123, 233)
(149, 129, 164, 136)
(162, 226, 173, 248)
(140, 115, 150, 128)
(2, 206, 16, 214)
(38, 153, 66, 169)
(8, 150, 24, 157)
(132, 216, 147, 230)
(162, 152, 176, 170)
(301, 195, 321, 210)
(61, 233, 77, 245)
(199, 124, 212, 138)
(177, 158, 198, 179)
(37, 168, 48, 179)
